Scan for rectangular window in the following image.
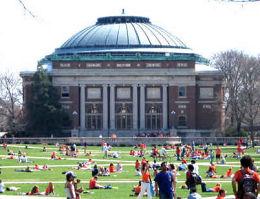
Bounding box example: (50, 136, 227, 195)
(200, 87, 214, 99)
(178, 86, 186, 97)
(61, 86, 69, 98)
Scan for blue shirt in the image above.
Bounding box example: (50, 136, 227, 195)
(154, 171, 173, 194)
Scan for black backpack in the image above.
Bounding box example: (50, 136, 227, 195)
(186, 172, 202, 188)
(237, 170, 257, 198)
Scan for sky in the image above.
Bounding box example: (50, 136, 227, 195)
(0, 0, 260, 73)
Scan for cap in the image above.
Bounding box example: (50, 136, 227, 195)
(66, 171, 76, 178)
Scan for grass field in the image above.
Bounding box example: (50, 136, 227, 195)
(0, 143, 259, 198)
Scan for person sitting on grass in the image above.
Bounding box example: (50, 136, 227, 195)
(89, 176, 105, 189)
(92, 165, 98, 177)
(220, 167, 233, 178)
(206, 164, 218, 178)
(109, 163, 115, 173)
(45, 182, 54, 195)
(216, 189, 226, 199)
(130, 181, 142, 196)
(116, 162, 123, 172)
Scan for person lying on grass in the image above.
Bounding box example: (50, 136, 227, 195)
(25, 182, 54, 196)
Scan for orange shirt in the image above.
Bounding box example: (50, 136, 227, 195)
(216, 197, 225, 199)
(226, 169, 232, 177)
(109, 165, 115, 173)
(213, 185, 221, 192)
(142, 170, 150, 182)
(216, 148, 221, 155)
(134, 185, 141, 194)
(89, 178, 97, 189)
(234, 168, 260, 183)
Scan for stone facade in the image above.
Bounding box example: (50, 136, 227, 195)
(20, 15, 224, 137)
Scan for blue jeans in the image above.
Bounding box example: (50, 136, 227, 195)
(159, 192, 173, 199)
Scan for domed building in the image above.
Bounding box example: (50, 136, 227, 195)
(21, 15, 224, 137)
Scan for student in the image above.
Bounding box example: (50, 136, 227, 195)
(89, 176, 104, 189)
(232, 155, 260, 199)
(137, 162, 152, 199)
(216, 189, 226, 199)
(0, 180, 5, 193)
(65, 171, 76, 199)
(26, 185, 41, 195)
(130, 181, 142, 196)
(188, 187, 202, 199)
(45, 182, 54, 195)
(74, 179, 83, 199)
(215, 146, 222, 164)
(201, 183, 221, 192)
(92, 165, 98, 177)
(154, 162, 176, 199)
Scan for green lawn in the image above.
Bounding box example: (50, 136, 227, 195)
(0, 144, 259, 198)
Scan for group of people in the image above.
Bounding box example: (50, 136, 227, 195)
(132, 154, 260, 199)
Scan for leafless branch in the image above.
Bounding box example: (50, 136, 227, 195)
(17, 0, 36, 18)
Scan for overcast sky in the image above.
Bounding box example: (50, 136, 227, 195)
(0, 0, 260, 73)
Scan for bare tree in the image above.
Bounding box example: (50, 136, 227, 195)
(212, 50, 247, 134)
(241, 56, 260, 145)
(0, 71, 23, 135)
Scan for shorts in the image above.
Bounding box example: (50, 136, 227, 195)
(159, 192, 174, 199)
(216, 154, 220, 159)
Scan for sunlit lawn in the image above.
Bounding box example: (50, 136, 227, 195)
(0, 144, 259, 198)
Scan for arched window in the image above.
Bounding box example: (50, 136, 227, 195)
(86, 103, 102, 130)
(145, 104, 162, 130)
(178, 116, 187, 127)
(116, 103, 133, 130)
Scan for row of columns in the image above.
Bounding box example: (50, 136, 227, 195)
(79, 84, 168, 131)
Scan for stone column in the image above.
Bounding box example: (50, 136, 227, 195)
(140, 84, 145, 130)
(110, 84, 115, 130)
(163, 84, 168, 130)
(102, 84, 108, 131)
(132, 84, 138, 130)
(80, 85, 86, 130)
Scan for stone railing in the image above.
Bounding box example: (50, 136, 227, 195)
(1, 137, 259, 146)
(0, 137, 181, 146)
(181, 137, 260, 145)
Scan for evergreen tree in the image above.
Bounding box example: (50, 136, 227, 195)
(26, 67, 71, 136)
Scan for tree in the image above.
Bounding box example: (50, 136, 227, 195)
(212, 50, 247, 135)
(26, 67, 71, 136)
(0, 71, 23, 135)
(241, 56, 260, 145)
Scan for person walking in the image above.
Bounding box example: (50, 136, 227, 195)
(155, 162, 176, 199)
(232, 155, 260, 199)
(137, 162, 152, 199)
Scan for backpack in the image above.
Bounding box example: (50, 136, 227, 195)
(186, 172, 202, 188)
(237, 170, 257, 198)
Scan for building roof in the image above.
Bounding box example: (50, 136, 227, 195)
(55, 15, 189, 55)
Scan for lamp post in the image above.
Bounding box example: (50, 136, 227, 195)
(171, 110, 176, 129)
(72, 110, 78, 129)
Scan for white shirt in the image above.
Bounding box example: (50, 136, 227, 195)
(192, 163, 199, 175)
(0, 182, 5, 193)
(188, 192, 202, 199)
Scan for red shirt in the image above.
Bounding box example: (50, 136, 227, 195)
(89, 178, 97, 189)
(135, 161, 140, 169)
